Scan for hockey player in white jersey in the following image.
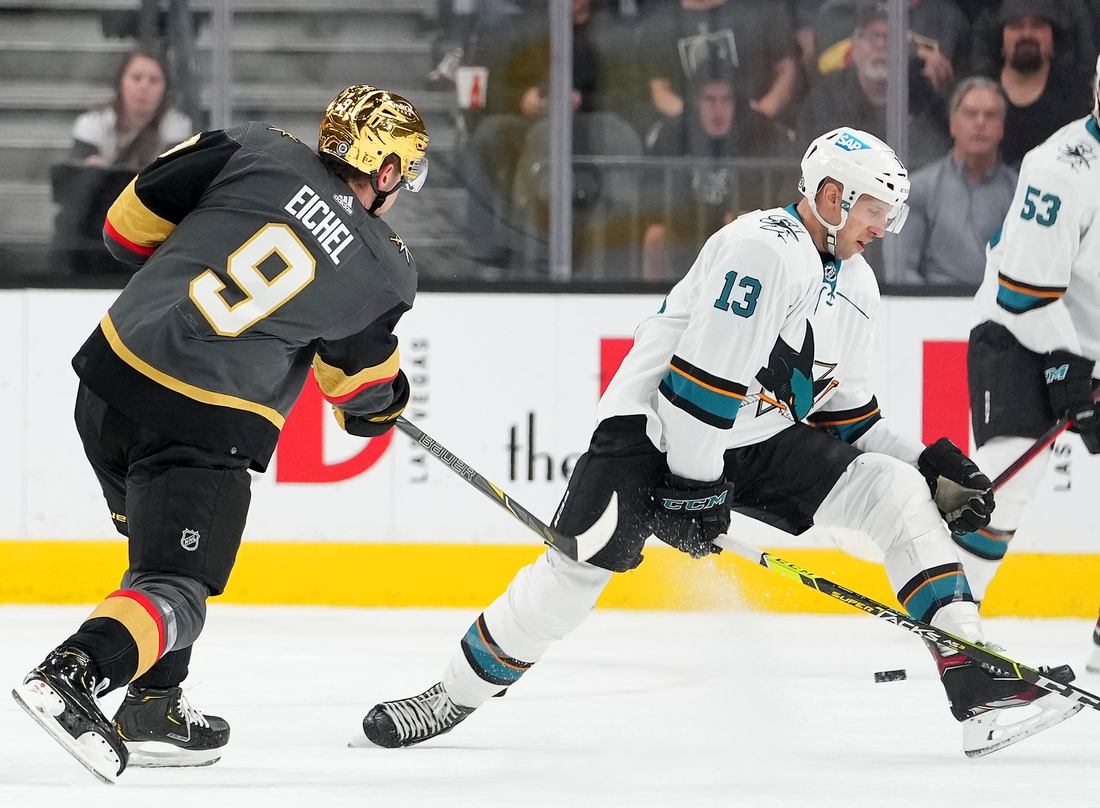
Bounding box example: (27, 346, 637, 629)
(961, 56, 1100, 668)
(359, 128, 1080, 757)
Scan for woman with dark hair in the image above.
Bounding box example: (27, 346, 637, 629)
(52, 48, 194, 275)
(71, 47, 193, 171)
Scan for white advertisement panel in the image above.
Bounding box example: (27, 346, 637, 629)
(1, 289, 1097, 552)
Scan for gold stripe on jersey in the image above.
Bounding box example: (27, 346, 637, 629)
(105, 179, 177, 251)
(101, 313, 286, 428)
(313, 349, 400, 403)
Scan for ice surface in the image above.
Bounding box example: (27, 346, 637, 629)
(2, 605, 1098, 807)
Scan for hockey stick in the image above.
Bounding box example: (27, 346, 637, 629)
(990, 419, 1071, 491)
(989, 387, 1100, 491)
(713, 509, 1100, 711)
(394, 416, 618, 563)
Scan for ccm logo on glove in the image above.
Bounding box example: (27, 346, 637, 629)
(659, 490, 729, 512)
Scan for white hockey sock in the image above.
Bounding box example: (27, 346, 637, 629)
(951, 437, 1049, 602)
(443, 548, 612, 709)
(949, 548, 1003, 604)
(930, 600, 984, 645)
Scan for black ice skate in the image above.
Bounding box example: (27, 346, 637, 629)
(113, 685, 230, 768)
(359, 683, 475, 748)
(934, 645, 1083, 757)
(11, 647, 128, 784)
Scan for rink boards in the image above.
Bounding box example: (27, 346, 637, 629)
(1, 289, 1097, 616)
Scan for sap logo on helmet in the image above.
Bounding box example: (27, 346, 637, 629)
(835, 132, 870, 152)
(1045, 364, 1070, 384)
(180, 528, 200, 552)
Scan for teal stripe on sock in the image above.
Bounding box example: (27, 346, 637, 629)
(954, 530, 1009, 561)
(904, 572, 972, 622)
(461, 622, 526, 685)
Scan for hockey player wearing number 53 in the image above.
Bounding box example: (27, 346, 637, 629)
(960, 56, 1100, 670)
(11, 85, 429, 784)
(359, 127, 1082, 759)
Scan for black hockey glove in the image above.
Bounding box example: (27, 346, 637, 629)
(1042, 350, 1100, 454)
(339, 369, 410, 438)
(652, 474, 733, 559)
(917, 438, 995, 535)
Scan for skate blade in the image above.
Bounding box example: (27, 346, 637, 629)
(963, 693, 1085, 758)
(125, 741, 222, 768)
(12, 684, 121, 784)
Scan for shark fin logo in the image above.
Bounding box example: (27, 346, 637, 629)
(755, 323, 816, 421)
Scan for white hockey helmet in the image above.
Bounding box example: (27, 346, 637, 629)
(798, 127, 910, 255)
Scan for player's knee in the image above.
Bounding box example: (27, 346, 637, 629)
(127, 464, 251, 595)
(819, 453, 942, 554)
(496, 550, 612, 646)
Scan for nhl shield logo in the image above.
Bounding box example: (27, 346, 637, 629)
(180, 528, 201, 552)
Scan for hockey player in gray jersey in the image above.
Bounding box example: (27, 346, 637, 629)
(961, 56, 1100, 668)
(11, 85, 428, 783)
(359, 128, 1082, 758)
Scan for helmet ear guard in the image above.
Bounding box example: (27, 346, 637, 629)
(798, 127, 911, 254)
(319, 85, 429, 193)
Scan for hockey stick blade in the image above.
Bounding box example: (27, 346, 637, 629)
(714, 509, 1100, 713)
(394, 417, 618, 563)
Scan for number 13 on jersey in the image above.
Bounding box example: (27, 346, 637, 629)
(714, 270, 761, 317)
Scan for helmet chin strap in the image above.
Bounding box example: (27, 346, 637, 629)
(806, 197, 847, 257)
(366, 172, 394, 217)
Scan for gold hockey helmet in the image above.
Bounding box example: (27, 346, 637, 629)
(318, 85, 429, 191)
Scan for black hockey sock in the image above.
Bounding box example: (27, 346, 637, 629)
(131, 645, 192, 690)
(63, 617, 139, 694)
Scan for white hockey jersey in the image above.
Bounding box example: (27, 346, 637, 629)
(598, 205, 890, 482)
(975, 115, 1100, 367)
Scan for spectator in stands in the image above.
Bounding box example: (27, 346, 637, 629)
(970, 0, 1096, 80)
(53, 47, 193, 275)
(461, 0, 643, 270)
(814, 0, 972, 87)
(641, 62, 793, 280)
(799, 2, 951, 170)
(893, 76, 1018, 287)
(637, 0, 800, 149)
(974, 0, 1093, 166)
(70, 47, 193, 171)
(791, 0, 830, 78)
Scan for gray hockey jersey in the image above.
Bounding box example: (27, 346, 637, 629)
(74, 122, 416, 470)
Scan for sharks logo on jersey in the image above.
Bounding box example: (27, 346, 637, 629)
(759, 214, 803, 243)
(752, 323, 840, 421)
(1058, 141, 1095, 172)
(755, 324, 817, 421)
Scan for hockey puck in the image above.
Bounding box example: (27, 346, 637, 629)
(874, 669, 907, 683)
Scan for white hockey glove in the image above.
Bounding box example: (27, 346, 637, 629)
(917, 438, 994, 535)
